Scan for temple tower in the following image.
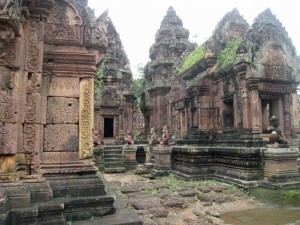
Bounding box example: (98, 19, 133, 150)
(143, 7, 194, 135)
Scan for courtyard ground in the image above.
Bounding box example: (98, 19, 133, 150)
(103, 168, 267, 225)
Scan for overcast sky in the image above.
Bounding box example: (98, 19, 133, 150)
(88, 0, 299, 77)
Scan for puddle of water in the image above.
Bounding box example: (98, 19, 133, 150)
(220, 208, 300, 225)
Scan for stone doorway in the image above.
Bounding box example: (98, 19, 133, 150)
(104, 117, 114, 138)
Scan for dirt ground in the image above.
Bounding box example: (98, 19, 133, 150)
(103, 169, 267, 225)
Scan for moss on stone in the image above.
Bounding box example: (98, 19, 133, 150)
(216, 37, 242, 71)
(179, 45, 205, 74)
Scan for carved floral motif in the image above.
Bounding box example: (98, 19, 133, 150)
(0, 90, 13, 122)
(79, 79, 93, 159)
(23, 124, 35, 154)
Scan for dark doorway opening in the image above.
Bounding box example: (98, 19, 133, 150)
(136, 146, 146, 164)
(104, 118, 114, 138)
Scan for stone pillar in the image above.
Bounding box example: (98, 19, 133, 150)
(241, 79, 251, 129)
(291, 89, 300, 136)
(249, 80, 261, 134)
(283, 94, 292, 139)
(79, 79, 94, 159)
(150, 146, 172, 176)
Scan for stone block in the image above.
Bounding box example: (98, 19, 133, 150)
(46, 97, 79, 124)
(43, 76, 80, 98)
(263, 147, 300, 186)
(44, 124, 79, 152)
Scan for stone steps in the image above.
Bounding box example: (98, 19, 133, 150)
(103, 146, 125, 173)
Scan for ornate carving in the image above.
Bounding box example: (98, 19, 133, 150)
(45, 3, 81, 42)
(0, 122, 17, 154)
(50, 77, 78, 90)
(0, 90, 13, 122)
(46, 97, 79, 124)
(79, 79, 93, 159)
(27, 72, 41, 93)
(0, 122, 10, 153)
(26, 20, 40, 71)
(264, 46, 291, 80)
(25, 98, 36, 123)
(44, 124, 79, 152)
(23, 123, 35, 154)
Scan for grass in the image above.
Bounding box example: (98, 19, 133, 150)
(167, 173, 182, 191)
(248, 187, 300, 207)
(146, 187, 159, 195)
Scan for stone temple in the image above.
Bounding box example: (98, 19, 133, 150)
(0, 1, 300, 224)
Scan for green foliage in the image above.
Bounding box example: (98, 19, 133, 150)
(131, 129, 142, 141)
(179, 45, 205, 74)
(146, 187, 159, 195)
(133, 64, 146, 110)
(216, 38, 242, 71)
(201, 179, 238, 190)
(248, 187, 300, 207)
(167, 173, 181, 190)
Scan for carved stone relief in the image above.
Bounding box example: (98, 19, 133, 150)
(0, 122, 17, 154)
(264, 46, 291, 80)
(44, 124, 79, 152)
(79, 79, 93, 159)
(45, 3, 81, 43)
(0, 90, 15, 123)
(25, 93, 40, 123)
(47, 77, 80, 97)
(46, 97, 79, 124)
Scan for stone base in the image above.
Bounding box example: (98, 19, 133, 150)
(0, 159, 117, 225)
(171, 146, 262, 188)
(124, 146, 138, 169)
(263, 147, 300, 188)
(149, 146, 172, 177)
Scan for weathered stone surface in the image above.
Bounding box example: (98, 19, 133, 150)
(199, 186, 211, 193)
(180, 190, 198, 197)
(131, 197, 161, 210)
(44, 124, 78, 152)
(46, 77, 80, 97)
(46, 97, 79, 123)
(0, 123, 18, 154)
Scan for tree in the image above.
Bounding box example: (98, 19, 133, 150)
(133, 63, 146, 110)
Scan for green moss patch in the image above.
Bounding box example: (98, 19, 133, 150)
(216, 37, 242, 71)
(179, 45, 205, 74)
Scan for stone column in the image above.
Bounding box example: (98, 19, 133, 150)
(79, 78, 94, 159)
(283, 94, 292, 139)
(249, 80, 261, 134)
(290, 89, 300, 136)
